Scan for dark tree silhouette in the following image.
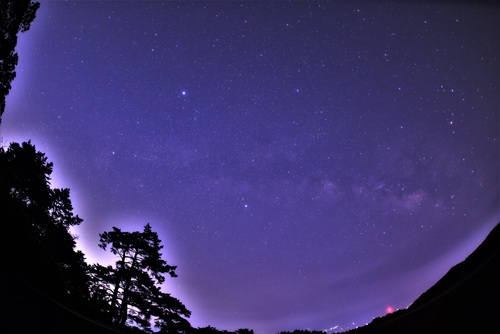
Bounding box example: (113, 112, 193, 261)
(0, 0, 40, 123)
(194, 326, 223, 334)
(0, 141, 89, 304)
(235, 329, 254, 334)
(151, 289, 193, 334)
(192, 326, 254, 334)
(278, 331, 326, 334)
(91, 224, 191, 332)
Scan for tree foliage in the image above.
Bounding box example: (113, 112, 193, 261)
(0, 0, 40, 122)
(0, 141, 193, 333)
(0, 141, 88, 303)
(91, 224, 191, 332)
(278, 331, 326, 334)
(192, 327, 255, 334)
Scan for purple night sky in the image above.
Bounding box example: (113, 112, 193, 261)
(1, 1, 499, 333)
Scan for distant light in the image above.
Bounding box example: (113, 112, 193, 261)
(181, 91, 187, 96)
(386, 306, 394, 314)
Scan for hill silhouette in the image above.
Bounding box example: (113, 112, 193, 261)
(344, 222, 500, 334)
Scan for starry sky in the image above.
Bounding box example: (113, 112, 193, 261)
(2, 1, 499, 333)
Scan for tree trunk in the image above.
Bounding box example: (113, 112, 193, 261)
(118, 248, 139, 327)
(110, 247, 128, 322)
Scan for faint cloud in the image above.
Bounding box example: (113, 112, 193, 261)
(314, 179, 343, 202)
(386, 189, 427, 211)
(402, 190, 426, 209)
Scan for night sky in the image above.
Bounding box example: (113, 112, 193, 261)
(2, 1, 499, 333)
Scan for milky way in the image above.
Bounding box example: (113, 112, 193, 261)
(2, 1, 498, 333)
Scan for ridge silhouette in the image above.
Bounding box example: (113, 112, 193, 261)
(344, 222, 500, 334)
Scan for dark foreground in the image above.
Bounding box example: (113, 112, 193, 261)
(2, 222, 499, 334)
